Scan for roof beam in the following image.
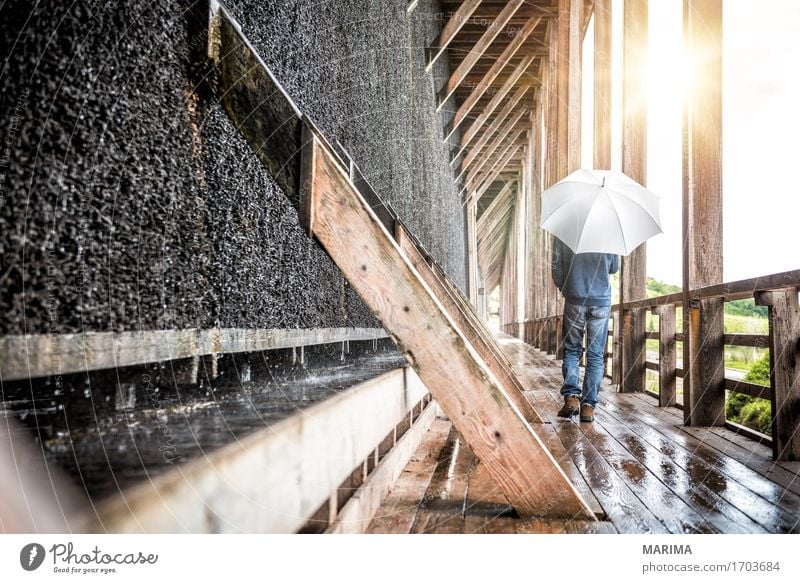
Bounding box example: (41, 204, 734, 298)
(458, 102, 529, 178)
(468, 142, 523, 203)
(445, 14, 540, 135)
(436, 0, 526, 110)
(426, 0, 484, 72)
(463, 124, 526, 192)
(448, 54, 535, 142)
(451, 83, 530, 165)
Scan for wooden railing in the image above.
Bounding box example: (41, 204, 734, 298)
(521, 268, 800, 461)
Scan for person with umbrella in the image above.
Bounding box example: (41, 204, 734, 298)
(541, 169, 663, 422)
(551, 239, 619, 421)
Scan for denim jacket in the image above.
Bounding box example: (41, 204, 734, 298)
(551, 237, 620, 307)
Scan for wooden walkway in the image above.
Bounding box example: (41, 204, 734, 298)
(368, 337, 800, 534)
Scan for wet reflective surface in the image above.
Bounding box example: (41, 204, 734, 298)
(1, 341, 405, 500)
(369, 336, 800, 533)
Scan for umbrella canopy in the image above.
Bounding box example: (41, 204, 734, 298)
(539, 169, 662, 256)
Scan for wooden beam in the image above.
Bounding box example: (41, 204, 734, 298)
(304, 128, 593, 519)
(452, 84, 529, 166)
(620, 0, 648, 394)
(682, 0, 724, 426)
(594, 0, 612, 169)
(0, 327, 388, 382)
(446, 15, 541, 135)
(463, 130, 525, 196)
(469, 142, 524, 203)
(458, 106, 528, 179)
(448, 54, 536, 142)
(395, 225, 542, 424)
(755, 290, 800, 461)
(437, 0, 526, 110)
(427, 0, 484, 72)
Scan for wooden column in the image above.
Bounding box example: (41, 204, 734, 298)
(683, 0, 725, 425)
(755, 290, 800, 461)
(620, 0, 648, 393)
(467, 199, 478, 304)
(594, 0, 612, 170)
(652, 305, 677, 407)
(567, 0, 583, 173)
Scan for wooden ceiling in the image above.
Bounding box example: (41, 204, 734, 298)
(424, 0, 591, 291)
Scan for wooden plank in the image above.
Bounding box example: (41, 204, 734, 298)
(367, 418, 452, 533)
(305, 128, 594, 519)
(536, 393, 669, 533)
(86, 368, 427, 533)
(327, 396, 436, 533)
(410, 428, 477, 533)
(755, 289, 800, 460)
(596, 402, 770, 533)
(437, 0, 526, 109)
(608, 394, 800, 531)
(426, 0, 484, 71)
(652, 305, 677, 407)
(395, 225, 542, 424)
(0, 327, 388, 382)
(725, 378, 771, 400)
(448, 54, 535, 142)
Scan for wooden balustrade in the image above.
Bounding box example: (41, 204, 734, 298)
(523, 271, 800, 460)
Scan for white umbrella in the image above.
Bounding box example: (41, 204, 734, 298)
(539, 169, 662, 255)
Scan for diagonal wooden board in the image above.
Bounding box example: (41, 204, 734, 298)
(208, 1, 593, 519)
(394, 225, 543, 424)
(302, 127, 593, 518)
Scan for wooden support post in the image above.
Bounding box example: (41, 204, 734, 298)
(567, 0, 583, 173)
(620, 0, 648, 393)
(611, 310, 622, 386)
(652, 305, 677, 407)
(755, 290, 800, 461)
(302, 126, 593, 519)
(467, 199, 478, 304)
(682, 0, 725, 426)
(594, 0, 612, 170)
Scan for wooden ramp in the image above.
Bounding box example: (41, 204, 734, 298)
(206, 1, 593, 520)
(368, 337, 800, 534)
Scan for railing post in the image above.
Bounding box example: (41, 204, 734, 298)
(755, 289, 800, 461)
(556, 315, 564, 360)
(652, 305, 677, 407)
(612, 310, 623, 386)
(621, 307, 646, 392)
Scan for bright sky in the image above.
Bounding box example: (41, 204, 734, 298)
(581, 0, 800, 286)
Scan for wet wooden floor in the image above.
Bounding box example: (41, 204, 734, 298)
(367, 337, 800, 534)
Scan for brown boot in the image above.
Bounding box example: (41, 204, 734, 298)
(557, 396, 580, 418)
(580, 403, 595, 423)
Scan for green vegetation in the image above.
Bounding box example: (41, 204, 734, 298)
(725, 353, 772, 435)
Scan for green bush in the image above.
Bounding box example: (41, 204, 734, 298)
(726, 391, 753, 419)
(744, 353, 771, 386)
(739, 400, 772, 435)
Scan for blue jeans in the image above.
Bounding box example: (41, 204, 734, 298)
(560, 302, 611, 408)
